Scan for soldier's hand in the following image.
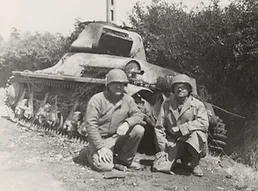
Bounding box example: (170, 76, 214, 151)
(116, 122, 129, 136)
(97, 147, 113, 163)
(168, 126, 180, 136)
(168, 126, 181, 138)
(155, 151, 166, 160)
(171, 126, 179, 133)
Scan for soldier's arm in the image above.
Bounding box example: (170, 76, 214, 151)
(154, 102, 168, 152)
(85, 96, 105, 150)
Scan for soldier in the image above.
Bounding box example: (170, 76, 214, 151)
(79, 69, 145, 172)
(153, 74, 209, 177)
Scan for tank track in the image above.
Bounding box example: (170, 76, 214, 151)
(208, 117, 227, 154)
(5, 75, 228, 154)
(4, 75, 105, 143)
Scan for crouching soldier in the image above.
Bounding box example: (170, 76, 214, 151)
(153, 74, 209, 177)
(79, 69, 145, 172)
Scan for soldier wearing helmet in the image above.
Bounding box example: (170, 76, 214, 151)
(153, 74, 209, 177)
(79, 68, 144, 172)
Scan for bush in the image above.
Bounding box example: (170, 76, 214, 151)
(0, 29, 70, 86)
(129, 0, 258, 156)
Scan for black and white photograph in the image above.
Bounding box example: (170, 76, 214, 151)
(0, 0, 257, 190)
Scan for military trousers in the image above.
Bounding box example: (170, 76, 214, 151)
(80, 124, 144, 172)
(153, 141, 201, 173)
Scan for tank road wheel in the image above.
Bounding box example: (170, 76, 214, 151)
(209, 117, 227, 154)
(53, 112, 64, 132)
(45, 110, 64, 132)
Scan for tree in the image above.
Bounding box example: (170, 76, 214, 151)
(0, 28, 70, 86)
(129, 0, 257, 112)
(129, 0, 258, 161)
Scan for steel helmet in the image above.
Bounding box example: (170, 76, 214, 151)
(106, 69, 129, 85)
(171, 74, 193, 93)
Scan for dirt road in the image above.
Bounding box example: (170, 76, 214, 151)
(0, 89, 239, 191)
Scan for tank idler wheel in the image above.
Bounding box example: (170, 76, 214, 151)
(5, 77, 23, 109)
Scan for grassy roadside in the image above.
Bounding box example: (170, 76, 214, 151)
(225, 162, 258, 190)
(205, 153, 258, 191)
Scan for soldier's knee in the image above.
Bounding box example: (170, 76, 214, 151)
(93, 162, 114, 172)
(92, 154, 114, 172)
(133, 124, 145, 137)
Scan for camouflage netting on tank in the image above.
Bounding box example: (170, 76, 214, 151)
(49, 85, 102, 111)
(63, 83, 104, 110)
(155, 74, 173, 93)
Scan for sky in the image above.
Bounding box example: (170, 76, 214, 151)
(0, 0, 231, 39)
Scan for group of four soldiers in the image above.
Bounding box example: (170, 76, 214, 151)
(79, 68, 209, 177)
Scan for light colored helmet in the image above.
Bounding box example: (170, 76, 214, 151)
(171, 74, 193, 93)
(106, 69, 129, 85)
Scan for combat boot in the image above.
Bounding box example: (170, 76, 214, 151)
(192, 165, 204, 177)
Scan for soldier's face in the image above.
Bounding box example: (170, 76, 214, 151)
(108, 82, 126, 96)
(174, 83, 190, 98)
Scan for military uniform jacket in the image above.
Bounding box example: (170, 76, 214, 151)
(155, 94, 209, 153)
(85, 91, 144, 150)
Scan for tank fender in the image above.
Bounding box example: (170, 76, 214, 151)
(124, 84, 153, 97)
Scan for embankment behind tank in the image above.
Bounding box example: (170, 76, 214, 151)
(231, 104, 258, 168)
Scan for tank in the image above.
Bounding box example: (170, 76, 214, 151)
(4, 21, 226, 153)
